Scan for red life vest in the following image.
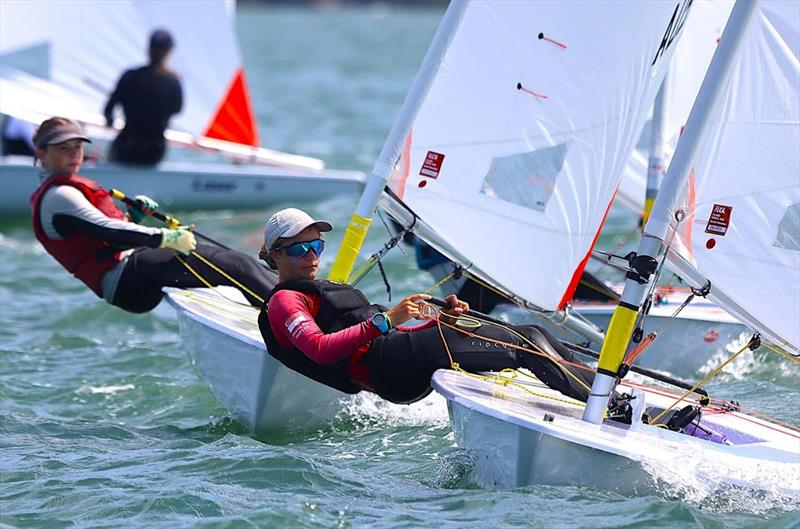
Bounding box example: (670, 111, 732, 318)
(30, 175, 128, 297)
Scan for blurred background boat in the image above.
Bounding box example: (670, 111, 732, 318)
(0, 0, 364, 216)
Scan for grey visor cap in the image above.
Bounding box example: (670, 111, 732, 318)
(35, 120, 91, 149)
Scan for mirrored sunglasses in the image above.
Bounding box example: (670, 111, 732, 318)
(274, 239, 325, 257)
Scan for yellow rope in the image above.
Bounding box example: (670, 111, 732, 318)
(764, 342, 800, 365)
(426, 302, 590, 408)
(187, 250, 265, 304)
(172, 251, 265, 305)
(651, 335, 755, 425)
(175, 254, 214, 288)
(451, 364, 586, 408)
(422, 268, 459, 296)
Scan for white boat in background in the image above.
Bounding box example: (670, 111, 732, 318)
(328, 0, 799, 496)
(0, 0, 365, 216)
(0, 153, 364, 215)
(165, 287, 350, 433)
(572, 287, 748, 378)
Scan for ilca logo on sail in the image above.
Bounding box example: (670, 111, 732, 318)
(651, 0, 693, 66)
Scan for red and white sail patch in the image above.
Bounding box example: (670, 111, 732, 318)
(419, 151, 445, 179)
(705, 204, 732, 236)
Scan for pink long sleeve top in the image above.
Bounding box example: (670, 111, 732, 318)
(267, 289, 435, 389)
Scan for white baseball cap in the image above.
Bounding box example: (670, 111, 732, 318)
(264, 208, 332, 250)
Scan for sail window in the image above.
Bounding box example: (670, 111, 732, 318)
(773, 202, 799, 251)
(479, 143, 567, 213)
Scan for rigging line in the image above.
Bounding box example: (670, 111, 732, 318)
(432, 312, 586, 408)
(422, 266, 463, 296)
(189, 251, 265, 305)
(764, 342, 800, 365)
(650, 334, 759, 426)
(624, 380, 800, 439)
(427, 304, 597, 381)
(423, 300, 595, 389)
(425, 295, 706, 394)
(174, 255, 247, 307)
(459, 271, 593, 343)
(349, 186, 421, 286)
(623, 290, 696, 366)
(630, 215, 683, 343)
(172, 251, 264, 307)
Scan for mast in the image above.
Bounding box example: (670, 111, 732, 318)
(582, 0, 760, 424)
(643, 74, 669, 226)
(328, 0, 469, 282)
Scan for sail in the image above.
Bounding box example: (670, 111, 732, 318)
(667, 0, 800, 351)
(617, 0, 734, 212)
(386, 0, 692, 311)
(0, 0, 258, 146)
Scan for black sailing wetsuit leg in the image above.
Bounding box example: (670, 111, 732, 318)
(112, 243, 277, 313)
(364, 323, 594, 405)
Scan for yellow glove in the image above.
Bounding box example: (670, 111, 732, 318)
(159, 228, 196, 255)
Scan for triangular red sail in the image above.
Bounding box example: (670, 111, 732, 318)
(203, 67, 259, 147)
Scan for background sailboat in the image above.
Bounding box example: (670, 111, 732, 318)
(0, 0, 364, 216)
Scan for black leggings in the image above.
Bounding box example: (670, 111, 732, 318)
(112, 244, 277, 313)
(364, 323, 594, 405)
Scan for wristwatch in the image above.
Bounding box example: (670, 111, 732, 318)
(371, 312, 391, 334)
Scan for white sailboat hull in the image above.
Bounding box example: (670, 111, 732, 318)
(0, 156, 365, 216)
(433, 369, 800, 496)
(165, 287, 350, 434)
(572, 288, 749, 377)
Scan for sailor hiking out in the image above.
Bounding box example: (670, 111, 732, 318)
(259, 207, 595, 404)
(31, 117, 276, 313)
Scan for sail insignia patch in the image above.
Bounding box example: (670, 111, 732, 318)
(420, 151, 445, 179)
(705, 204, 732, 236)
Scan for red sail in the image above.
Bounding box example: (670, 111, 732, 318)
(203, 67, 259, 147)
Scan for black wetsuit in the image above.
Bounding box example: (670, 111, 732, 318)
(365, 323, 595, 404)
(104, 65, 182, 165)
(261, 280, 594, 405)
(113, 244, 277, 313)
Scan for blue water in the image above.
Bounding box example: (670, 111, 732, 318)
(1, 6, 799, 529)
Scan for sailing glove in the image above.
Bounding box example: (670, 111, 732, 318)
(159, 228, 196, 255)
(127, 195, 159, 224)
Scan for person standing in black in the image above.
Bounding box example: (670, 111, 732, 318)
(104, 29, 183, 165)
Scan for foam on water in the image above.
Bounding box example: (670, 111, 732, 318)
(641, 450, 800, 514)
(338, 392, 450, 429)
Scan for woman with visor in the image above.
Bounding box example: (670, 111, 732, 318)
(30, 116, 276, 313)
(258, 207, 595, 405)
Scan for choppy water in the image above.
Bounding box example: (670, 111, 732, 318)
(1, 6, 799, 529)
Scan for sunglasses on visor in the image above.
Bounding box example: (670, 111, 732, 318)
(273, 239, 325, 257)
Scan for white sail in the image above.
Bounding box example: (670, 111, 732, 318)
(618, 0, 734, 212)
(386, 0, 691, 311)
(667, 0, 800, 352)
(0, 0, 258, 146)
